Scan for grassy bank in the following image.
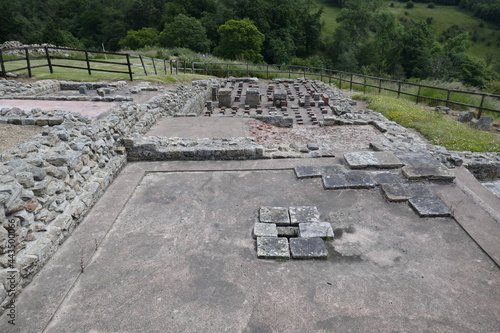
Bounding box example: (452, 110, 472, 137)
(354, 94, 500, 152)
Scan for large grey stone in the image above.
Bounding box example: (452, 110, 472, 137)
(289, 206, 320, 225)
(294, 166, 322, 179)
(458, 111, 475, 123)
(259, 207, 290, 225)
(381, 183, 434, 202)
(322, 174, 349, 190)
(394, 151, 441, 167)
(402, 165, 455, 181)
(290, 237, 328, 259)
(344, 151, 403, 169)
(372, 172, 404, 185)
(299, 222, 334, 240)
(256, 237, 290, 259)
(253, 223, 278, 238)
(474, 116, 491, 131)
(381, 183, 411, 202)
(409, 197, 452, 217)
(345, 171, 376, 189)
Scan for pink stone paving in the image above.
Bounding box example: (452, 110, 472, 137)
(246, 120, 386, 150)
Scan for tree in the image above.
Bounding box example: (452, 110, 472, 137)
(263, 29, 296, 64)
(214, 19, 265, 63)
(401, 21, 436, 78)
(158, 14, 210, 53)
(118, 27, 159, 50)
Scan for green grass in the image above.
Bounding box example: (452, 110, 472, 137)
(317, 0, 341, 37)
(356, 94, 500, 152)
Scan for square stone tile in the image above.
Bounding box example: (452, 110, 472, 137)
(290, 237, 328, 259)
(381, 183, 410, 202)
(321, 165, 346, 176)
(345, 171, 376, 188)
(409, 196, 452, 217)
(259, 206, 290, 225)
(289, 206, 320, 225)
(402, 165, 455, 182)
(394, 151, 441, 166)
(299, 222, 334, 240)
(372, 172, 404, 185)
(294, 166, 322, 179)
(405, 184, 433, 197)
(344, 151, 403, 169)
(277, 226, 299, 238)
(253, 223, 278, 238)
(322, 174, 349, 190)
(256, 237, 290, 259)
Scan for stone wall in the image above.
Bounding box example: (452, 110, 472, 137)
(0, 80, 60, 98)
(0, 79, 214, 313)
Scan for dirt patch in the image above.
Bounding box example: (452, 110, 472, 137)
(0, 123, 42, 152)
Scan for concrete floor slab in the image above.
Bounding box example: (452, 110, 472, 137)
(146, 117, 252, 138)
(2, 159, 499, 333)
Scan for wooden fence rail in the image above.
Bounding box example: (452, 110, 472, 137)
(1, 48, 499, 116)
(0, 46, 133, 81)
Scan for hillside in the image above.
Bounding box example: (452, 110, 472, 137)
(316, 0, 500, 76)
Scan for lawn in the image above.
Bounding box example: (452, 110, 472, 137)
(356, 94, 500, 152)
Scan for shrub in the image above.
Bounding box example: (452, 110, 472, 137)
(427, 3, 435, 9)
(406, 1, 415, 9)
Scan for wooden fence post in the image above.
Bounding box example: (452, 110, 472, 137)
(164, 59, 167, 75)
(363, 76, 367, 94)
(0, 50, 6, 77)
(416, 86, 422, 104)
(45, 47, 53, 74)
(25, 48, 32, 77)
(191, 62, 194, 74)
(446, 90, 451, 107)
(378, 79, 382, 94)
(349, 73, 353, 91)
(176, 60, 178, 75)
(152, 57, 157, 75)
(84, 51, 91, 76)
(339, 72, 342, 89)
(397, 82, 401, 98)
(126, 54, 133, 81)
(478, 94, 486, 119)
(139, 55, 147, 75)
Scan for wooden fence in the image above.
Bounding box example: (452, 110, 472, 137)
(0, 46, 133, 81)
(1, 47, 499, 116)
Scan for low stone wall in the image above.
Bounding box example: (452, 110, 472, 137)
(0, 80, 60, 98)
(126, 136, 264, 161)
(0, 79, 214, 313)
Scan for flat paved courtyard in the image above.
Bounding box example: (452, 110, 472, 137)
(2, 159, 499, 333)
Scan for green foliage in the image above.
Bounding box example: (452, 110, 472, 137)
(406, 1, 416, 8)
(363, 94, 500, 152)
(119, 27, 159, 50)
(214, 19, 265, 63)
(158, 14, 210, 53)
(428, 2, 436, 8)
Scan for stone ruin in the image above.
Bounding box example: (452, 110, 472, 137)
(0, 76, 499, 316)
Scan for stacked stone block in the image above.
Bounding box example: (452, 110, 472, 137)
(254, 206, 333, 260)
